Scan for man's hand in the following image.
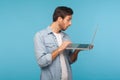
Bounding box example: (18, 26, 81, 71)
(58, 41, 71, 52)
(52, 41, 71, 60)
(89, 44, 94, 49)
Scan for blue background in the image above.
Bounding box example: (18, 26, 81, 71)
(1, 0, 120, 80)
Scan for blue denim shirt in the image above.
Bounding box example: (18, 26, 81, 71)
(34, 27, 74, 80)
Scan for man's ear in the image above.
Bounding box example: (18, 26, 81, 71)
(58, 17, 63, 22)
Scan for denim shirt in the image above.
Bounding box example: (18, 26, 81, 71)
(34, 27, 74, 80)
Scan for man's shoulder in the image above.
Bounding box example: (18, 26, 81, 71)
(34, 27, 48, 37)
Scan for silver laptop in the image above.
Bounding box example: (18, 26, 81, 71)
(66, 25, 98, 50)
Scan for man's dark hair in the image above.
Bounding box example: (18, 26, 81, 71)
(53, 6, 73, 22)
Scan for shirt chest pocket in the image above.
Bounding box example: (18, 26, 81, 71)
(45, 43, 57, 53)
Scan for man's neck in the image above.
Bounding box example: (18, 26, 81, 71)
(50, 22, 61, 34)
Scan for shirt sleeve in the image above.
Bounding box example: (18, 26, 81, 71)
(34, 32, 52, 68)
(65, 50, 74, 64)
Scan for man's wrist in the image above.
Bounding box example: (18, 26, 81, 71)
(57, 47, 63, 53)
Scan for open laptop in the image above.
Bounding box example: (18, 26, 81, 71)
(66, 25, 98, 50)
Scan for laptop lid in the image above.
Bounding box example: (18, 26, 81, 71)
(66, 25, 98, 50)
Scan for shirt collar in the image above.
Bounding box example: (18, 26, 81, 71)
(46, 26, 53, 34)
(46, 26, 65, 38)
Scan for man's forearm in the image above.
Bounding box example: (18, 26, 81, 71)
(52, 48, 63, 60)
(52, 41, 71, 60)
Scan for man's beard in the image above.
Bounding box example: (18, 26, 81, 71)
(58, 23, 67, 31)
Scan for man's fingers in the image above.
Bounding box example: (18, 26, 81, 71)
(89, 44, 94, 49)
(60, 41, 72, 50)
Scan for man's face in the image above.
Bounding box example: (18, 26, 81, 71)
(59, 15, 72, 31)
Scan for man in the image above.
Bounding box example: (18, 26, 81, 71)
(34, 6, 84, 80)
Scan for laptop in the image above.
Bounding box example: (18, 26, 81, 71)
(66, 25, 98, 50)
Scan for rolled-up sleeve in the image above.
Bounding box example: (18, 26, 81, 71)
(34, 32, 52, 68)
